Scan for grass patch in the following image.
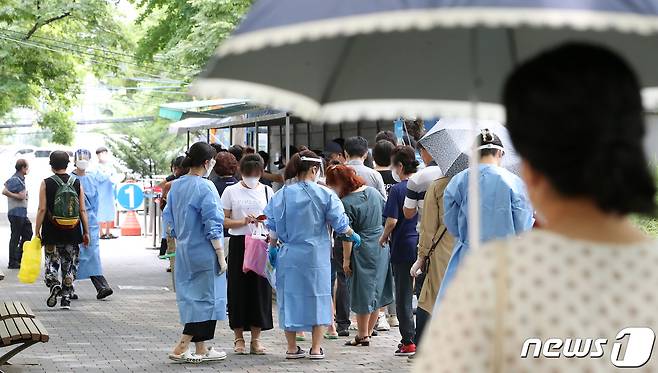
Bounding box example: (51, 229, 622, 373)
(632, 166, 658, 236)
(634, 215, 658, 237)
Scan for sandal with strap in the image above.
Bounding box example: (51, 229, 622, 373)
(234, 338, 247, 354)
(344, 335, 370, 347)
(250, 339, 266, 355)
(285, 346, 306, 359)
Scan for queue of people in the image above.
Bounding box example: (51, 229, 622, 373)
(158, 120, 533, 363)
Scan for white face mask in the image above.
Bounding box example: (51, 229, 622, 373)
(243, 176, 260, 189)
(203, 159, 216, 178)
(391, 165, 401, 183)
(75, 160, 89, 171)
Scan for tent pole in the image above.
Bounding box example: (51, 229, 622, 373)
(255, 121, 259, 150)
(206, 129, 210, 143)
(186, 131, 190, 149)
(279, 122, 283, 156)
(467, 28, 481, 254)
(285, 114, 290, 161)
(306, 122, 310, 147)
(322, 122, 327, 148)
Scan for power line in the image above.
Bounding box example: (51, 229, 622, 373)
(0, 32, 191, 81)
(0, 27, 197, 76)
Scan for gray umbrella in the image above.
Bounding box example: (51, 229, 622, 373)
(192, 0, 658, 121)
(191, 0, 658, 252)
(420, 118, 520, 177)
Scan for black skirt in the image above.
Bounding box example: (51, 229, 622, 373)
(183, 320, 217, 342)
(227, 235, 274, 331)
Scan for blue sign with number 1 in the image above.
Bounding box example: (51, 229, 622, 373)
(117, 184, 144, 210)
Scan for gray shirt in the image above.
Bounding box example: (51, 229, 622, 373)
(346, 159, 387, 199)
(5, 172, 28, 217)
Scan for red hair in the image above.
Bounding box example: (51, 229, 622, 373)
(325, 165, 366, 197)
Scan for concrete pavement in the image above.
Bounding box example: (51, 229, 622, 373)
(0, 225, 411, 372)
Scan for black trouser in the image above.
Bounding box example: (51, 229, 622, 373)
(332, 243, 351, 331)
(90, 275, 110, 292)
(8, 215, 32, 267)
(414, 307, 431, 346)
(392, 261, 416, 345)
(159, 238, 167, 256)
(183, 320, 217, 342)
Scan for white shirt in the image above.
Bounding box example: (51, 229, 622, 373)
(414, 230, 658, 373)
(403, 165, 443, 232)
(220, 182, 273, 236)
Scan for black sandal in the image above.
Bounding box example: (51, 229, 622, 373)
(344, 335, 370, 347)
(285, 346, 306, 359)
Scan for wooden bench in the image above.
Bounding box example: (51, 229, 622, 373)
(0, 301, 49, 366)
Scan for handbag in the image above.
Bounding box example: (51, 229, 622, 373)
(243, 234, 268, 277)
(421, 227, 448, 273)
(241, 186, 272, 277)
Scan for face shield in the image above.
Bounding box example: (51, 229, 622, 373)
(300, 156, 325, 180)
(476, 143, 505, 157)
(74, 149, 92, 170)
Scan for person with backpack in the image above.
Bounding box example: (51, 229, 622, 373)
(34, 151, 90, 310)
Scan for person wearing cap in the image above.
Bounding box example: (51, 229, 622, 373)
(95, 147, 123, 239)
(72, 149, 114, 300)
(434, 129, 533, 308)
(324, 140, 345, 164)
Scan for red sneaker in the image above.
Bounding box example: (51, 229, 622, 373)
(395, 343, 416, 356)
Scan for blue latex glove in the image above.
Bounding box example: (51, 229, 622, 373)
(268, 245, 278, 268)
(347, 231, 362, 249)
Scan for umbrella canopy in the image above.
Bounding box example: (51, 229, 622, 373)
(420, 118, 520, 177)
(192, 0, 658, 122)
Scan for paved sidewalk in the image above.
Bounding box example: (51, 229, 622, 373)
(0, 226, 411, 372)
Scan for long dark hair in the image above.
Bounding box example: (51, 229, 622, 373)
(504, 42, 656, 215)
(182, 142, 217, 168)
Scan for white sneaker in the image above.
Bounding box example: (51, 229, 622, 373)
(168, 349, 201, 364)
(387, 315, 399, 327)
(202, 347, 227, 362)
(376, 312, 391, 331)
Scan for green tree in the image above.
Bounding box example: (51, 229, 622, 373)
(38, 109, 75, 144)
(105, 119, 184, 178)
(133, 0, 253, 73)
(1, 0, 132, 144)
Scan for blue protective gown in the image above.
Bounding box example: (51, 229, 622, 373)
(162, 175, 227, 324)
(75, 170, 108, 279)
(435, 164, 533, 309)
(264, 181, 350, 331)
(96, 163, 117, 222)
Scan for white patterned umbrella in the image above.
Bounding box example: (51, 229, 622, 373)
(420, 118, 520, 177)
